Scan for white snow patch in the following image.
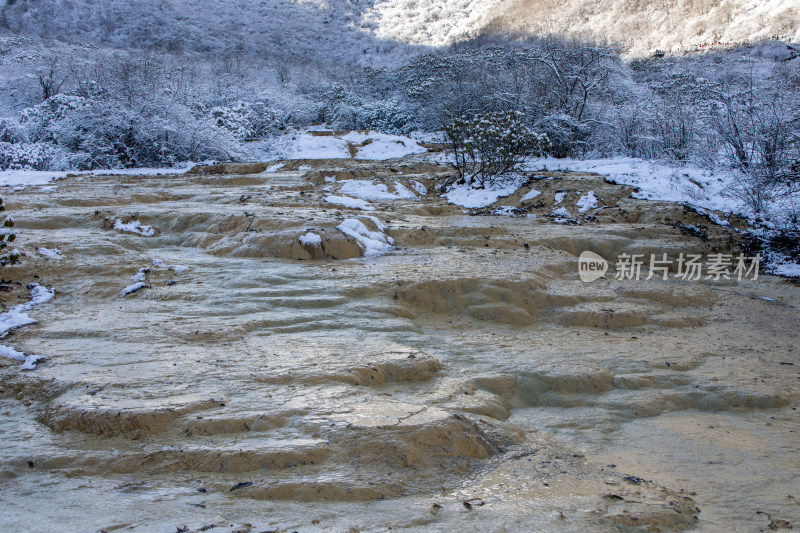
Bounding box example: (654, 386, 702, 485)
(85, 163, 195, 177)
(152, 259, 189, 274)
(411, 180, 427, 195)
(337, 218, 394, 257)
(393, 181, 416, 198)
(38, 247, 62, 259)
(0, 170, 65, 187)
(552, 207, 571, 218)
(18, 354, 47, 370)
(114, 219, 155, 237)
(772, 263, 800, 278)
(263, 163, 285, 173)
(554, 192, 566, 204)
(708, 213, 730, 227)
(120, 282, 147, 297)
(324, 195, 376, 211)
(131, 268, 149, 282)
(0, 308, 35, 338)
(0, 163, 194, 188)
(0, 345, 46, 371)
(338, 179, 416, 201)
(24, 284, 54, 308)
(299, 232, 323, 247)
(528, 157, 742, 214)
(363, 215, 390, 233)
(341, 131, 427, 160)
(520, 188, 542, 202)
(444, 176, 525, 208)
(277, 132, 351, 159)
(576, 191, 598, 213)
(0, 283, 55, 370)
(693, 207, 731, 227)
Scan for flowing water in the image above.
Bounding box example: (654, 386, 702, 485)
(0, 155, 798, 532)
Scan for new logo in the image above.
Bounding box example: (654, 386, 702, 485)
(578, 251, 608, 282)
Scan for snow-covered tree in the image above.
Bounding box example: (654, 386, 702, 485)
(443, 110, 549, 188)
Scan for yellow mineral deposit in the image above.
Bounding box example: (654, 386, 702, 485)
(0, 152, 797, 532)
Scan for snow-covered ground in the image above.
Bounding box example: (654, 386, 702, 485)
(0, 283, 55, 370)
(337, 217, 394, 256)
(529, 157, 744, 215)
(273, 132, 351, 160)
(299, 232, 323, 247)
(38, 247, 63, 259)
(255, 129, 427, 161)
(339, 180, 417, 201)
(322, 176, 425, 212)
(152, 259, 189, 275)
(113, 219, 156, 237)
(0, 171, 63, 188)
(526, 158, 799, 273)
(444, 174, 528, 209)
(441, 156, 798, 276)
(340, 131, 427, 160)
(0, 163, 196, 189)
(520, 188, 542, 201)
(2, 139, 796, 275)
(443, 156, 751, 222)
(120, 282, 147, 297)
(325, 195, 376, 211)
(576, 191, 597, 213)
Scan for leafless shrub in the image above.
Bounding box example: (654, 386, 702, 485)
(707, 82, 799, 212)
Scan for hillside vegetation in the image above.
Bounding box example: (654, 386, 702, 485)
(2, 0, 797, 60)
(488, 0, 799, 56)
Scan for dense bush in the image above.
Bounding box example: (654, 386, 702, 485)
(0, 141, 74, 171)
(443, 111, 549, 188)
(0, 119, 28, 144)
(205, 102, 286, 141)
(16, 94, 244, 169)
(389, 41, 619, 157)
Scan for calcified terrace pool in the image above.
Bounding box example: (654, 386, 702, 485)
(0, 154, 798, 532)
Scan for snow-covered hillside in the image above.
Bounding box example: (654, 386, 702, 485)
(488, 0, 800, 56)
(0, 0, 498, 65)
(3, 0, 797, 59)
(364, 0, 500, 47)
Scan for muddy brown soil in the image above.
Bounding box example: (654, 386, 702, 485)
(0, 154, 797, 532)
